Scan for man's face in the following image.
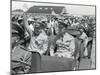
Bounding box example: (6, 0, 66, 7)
(34, 27, 42, 36)
(59, 25, 65, 32)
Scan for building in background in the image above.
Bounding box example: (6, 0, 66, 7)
(26, 6, 67, 18)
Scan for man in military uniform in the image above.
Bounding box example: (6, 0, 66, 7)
(54, 32, 75, 59)
(49, 20, 75, 59)
(23, 14, 48, 55)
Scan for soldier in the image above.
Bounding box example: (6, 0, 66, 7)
(23, 14, 48, 55)
(50, 20, 75, 59)
(54, 31, 75, 59)
(79, 28, 89, 58)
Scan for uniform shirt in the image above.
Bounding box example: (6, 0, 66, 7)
(28, 30, 48, 55)
(79, 32, 88, 47)
(55, 32, 75, 59)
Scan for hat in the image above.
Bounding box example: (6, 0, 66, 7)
(35, 22, 46, 29)
(58, 21, 68, 28)
(54, 17, 58, 20)
(64, 18, 68, 20)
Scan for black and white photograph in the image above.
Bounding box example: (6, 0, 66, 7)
(11, 0, 96, 75)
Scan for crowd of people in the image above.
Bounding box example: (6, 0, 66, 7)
(11, 13, 96, 74)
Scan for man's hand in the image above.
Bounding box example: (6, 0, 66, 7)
(23, 13, 32, 37)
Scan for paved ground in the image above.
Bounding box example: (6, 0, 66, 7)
(79, 37, 96, 70)
(79, 58, 91, 70)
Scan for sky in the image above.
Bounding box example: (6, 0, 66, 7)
(12, 1, 95, 15)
